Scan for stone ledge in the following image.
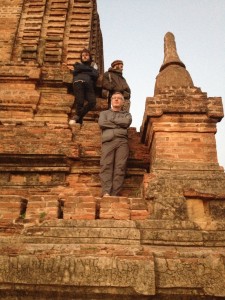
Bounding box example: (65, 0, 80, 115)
(0, 242, 224, 298)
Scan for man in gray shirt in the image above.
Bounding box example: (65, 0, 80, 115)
(98, 92, 132, 196)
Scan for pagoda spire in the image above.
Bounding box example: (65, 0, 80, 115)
(154, 32, 194, 95)
(160, 32, 185, 71)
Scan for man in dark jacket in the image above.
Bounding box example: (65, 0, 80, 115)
(98, 92, 132, 196)
(69, 48, 99, 125)
(102, 60, 131, 111)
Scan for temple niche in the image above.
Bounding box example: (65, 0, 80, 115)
(0, 1, 225, 300)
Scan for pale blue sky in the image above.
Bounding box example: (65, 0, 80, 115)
(97, 0, 225, 169)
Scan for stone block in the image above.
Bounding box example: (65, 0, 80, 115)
(130, 210, 150, 220)
(156, 252, 225, 297)
(99, 197, 130, 220)
(63, 196, 96, 220)
(0, 253, 155, 296)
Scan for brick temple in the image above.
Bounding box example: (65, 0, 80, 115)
(0, 1, 225, 299)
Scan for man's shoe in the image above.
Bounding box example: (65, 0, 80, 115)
(69, 119, 76, 125)
(76, 116, 83, 124)
(69, 115, 80, 125)
(103, 193, 110, 197)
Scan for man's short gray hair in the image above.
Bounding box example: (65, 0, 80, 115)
(111, 92, 124, 101)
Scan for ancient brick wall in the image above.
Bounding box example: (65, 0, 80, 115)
(0, 4, 225, 300)
(142, 87, 222, 165)
(0, 0, 103, 68)
(0, 0, 150, 223)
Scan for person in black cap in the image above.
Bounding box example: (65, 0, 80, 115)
(69, 48, 99, 125)
(102, 60, 131, 111)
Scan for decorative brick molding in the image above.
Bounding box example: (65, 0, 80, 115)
(0, 3, 225, 299)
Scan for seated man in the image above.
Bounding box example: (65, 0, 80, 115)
(102, 60, 131, 111)
(98, 92, 132, 196)
(69, 48, 99, 125)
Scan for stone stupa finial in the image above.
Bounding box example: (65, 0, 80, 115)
(160, 32, 186, 72)
(154, 32, 194, 95)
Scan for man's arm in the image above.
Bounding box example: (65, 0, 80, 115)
(113, 112, 132, 128)
(73, 63, 99, 79)
(98, 111, 117, 130)
(90, 67, 99, 80)
(102, 72, 115, 91)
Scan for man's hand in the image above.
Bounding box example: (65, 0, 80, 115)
(91, 62, 98, 70)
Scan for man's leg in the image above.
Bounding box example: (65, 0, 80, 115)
(80, 82, 96, 120)
(111, 139, 129, 196)
(73, 82, 85, 123)
(99, 141, 116, 196)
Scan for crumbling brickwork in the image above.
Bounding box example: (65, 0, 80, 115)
(0, 4, 225, 300)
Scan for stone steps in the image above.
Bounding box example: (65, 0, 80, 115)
(1, 217, 225, 247)
(0, 188, 224, 247)
(0, 194, 150, 224)
(18, 220, 141, 245)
